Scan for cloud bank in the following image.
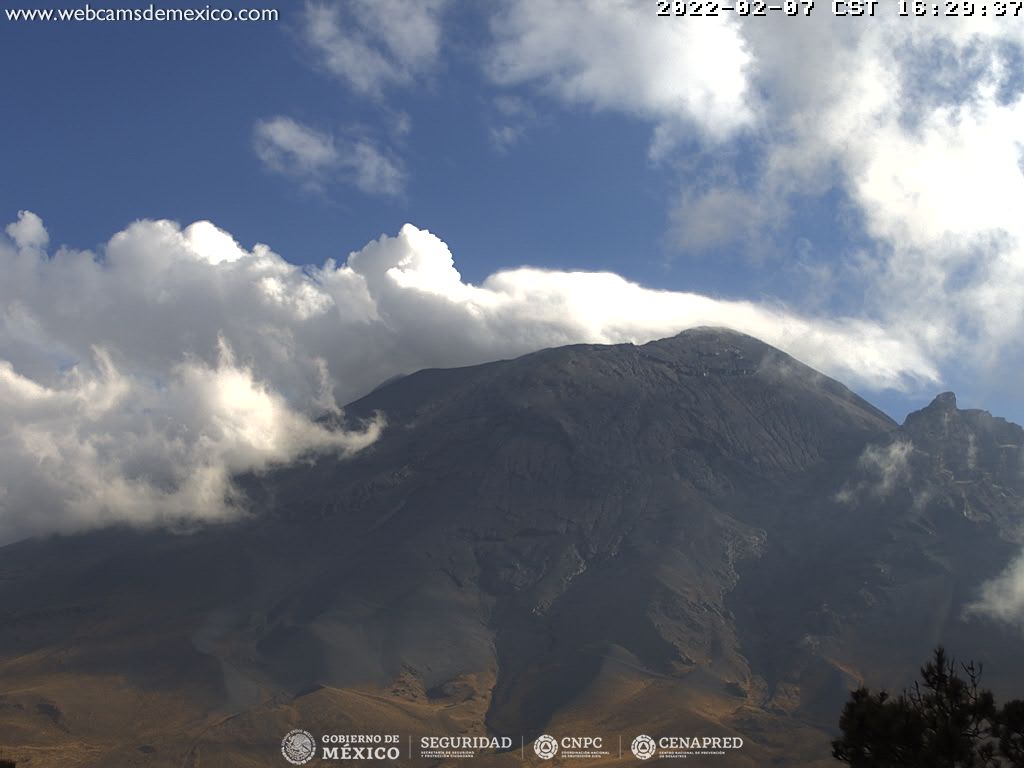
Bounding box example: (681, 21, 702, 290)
(0, 342, 382, 543)
(0, 212, 936, 544)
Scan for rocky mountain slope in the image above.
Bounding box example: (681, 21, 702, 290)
(1, 328, 1021, 767)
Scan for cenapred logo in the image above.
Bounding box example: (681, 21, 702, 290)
(281, 729, 316, 765)
(631, 734, 657, 760)
(533, 734, 559, 759)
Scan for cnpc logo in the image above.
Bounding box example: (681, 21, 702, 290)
(533, 734, 604, 759)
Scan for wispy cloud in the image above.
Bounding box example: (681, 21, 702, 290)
(969, 553, 1024, 626)
(253, 116, 338, 179)
(302, 0, 449, 97)
(253, 116, 405, 196)
(835, 440, 915, 504)
(488, 95, 535, 153)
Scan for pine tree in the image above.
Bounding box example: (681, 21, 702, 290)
(833, 646, 1024, 767)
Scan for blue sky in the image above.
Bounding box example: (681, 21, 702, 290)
(2, 1, 1024, 540)
(3, 3, 686, 285)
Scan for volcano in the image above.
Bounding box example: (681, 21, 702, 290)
(1, 328, 1022, 767)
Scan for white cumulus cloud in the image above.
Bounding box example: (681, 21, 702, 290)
(487, 0, 756, 152)
(5, 210, 49, 250)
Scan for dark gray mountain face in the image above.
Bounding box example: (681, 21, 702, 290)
(1, 328, 1022, 766)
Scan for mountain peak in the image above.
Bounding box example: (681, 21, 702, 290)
(652, 325, 769, 351)
(903, 391, 959, 435)
(930, 391, 958, 410)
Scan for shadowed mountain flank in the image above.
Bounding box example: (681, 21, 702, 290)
(1, 329, 1021, 767)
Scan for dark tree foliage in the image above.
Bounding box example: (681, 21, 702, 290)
(998, 700, 1024, 766)
(833, 646, 1024, 767)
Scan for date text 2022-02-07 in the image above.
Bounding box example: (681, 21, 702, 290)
(657, 0, 1024, 15)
